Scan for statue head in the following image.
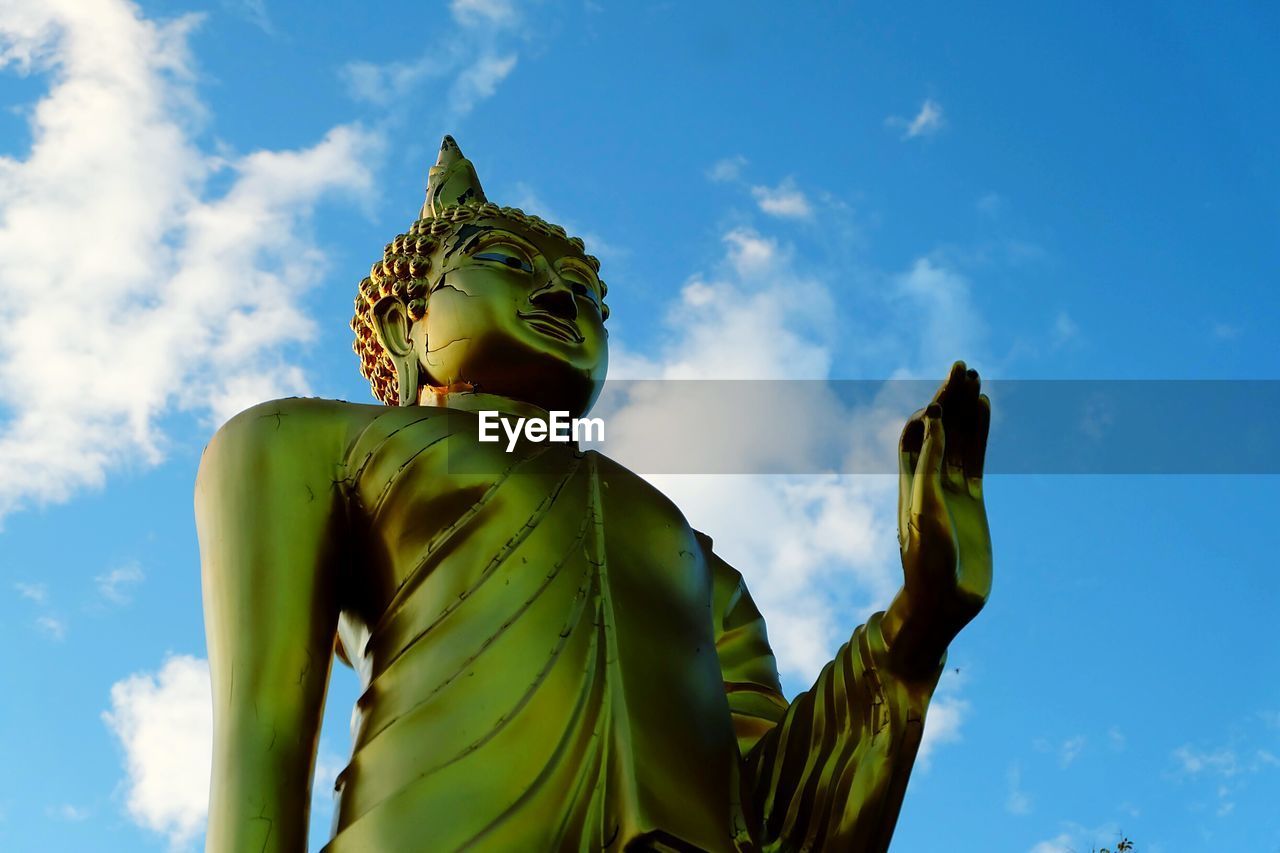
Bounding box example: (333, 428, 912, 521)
(351, 136, 610, 417)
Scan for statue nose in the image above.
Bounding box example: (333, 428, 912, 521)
(530, 277, 578, 321)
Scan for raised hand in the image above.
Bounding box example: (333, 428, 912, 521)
(883, 361, 992, 677)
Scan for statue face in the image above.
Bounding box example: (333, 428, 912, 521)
(413, 216, 608, 416)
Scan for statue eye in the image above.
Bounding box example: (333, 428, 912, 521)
(568, 280, 600, 307)
(474, 251, 533, 273)
(558, 265, 601, 304)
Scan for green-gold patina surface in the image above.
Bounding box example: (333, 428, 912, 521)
(198, 137, 993, 852)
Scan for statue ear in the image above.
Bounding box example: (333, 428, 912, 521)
(371, 296, 420, 407)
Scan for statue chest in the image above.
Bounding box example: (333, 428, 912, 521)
(342, 417, 719, 675)
(331, 418, 739, 850)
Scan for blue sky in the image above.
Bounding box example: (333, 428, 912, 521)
(0, 1, 1277, 851)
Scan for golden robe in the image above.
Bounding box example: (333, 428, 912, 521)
(321, 407, 941, 852)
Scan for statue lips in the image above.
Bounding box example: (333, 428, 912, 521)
(518, 309, 584, 344)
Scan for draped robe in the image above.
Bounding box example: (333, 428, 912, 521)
(322, 407, 942, 852)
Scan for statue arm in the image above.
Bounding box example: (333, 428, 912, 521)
(709, 364, 992, 851)
(197, 400, 356, 853)
(705, 539, 942, 853)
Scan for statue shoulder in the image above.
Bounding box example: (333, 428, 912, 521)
(199, 397, 388, 480)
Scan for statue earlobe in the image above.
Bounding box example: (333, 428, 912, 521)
(370, 296, 420, 407)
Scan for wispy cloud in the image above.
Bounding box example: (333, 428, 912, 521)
(340, 0, 524, 121)
(1053, 311, 1080, 347)
(1006, 762, 1032, 814)
(450, 0, 519, 26)
(1060, 734, 1087, 767)
(1210, 320, 1241, 340)
(893, 257, 986, 376)
(14, 581, 46, 603)
(0, 0, 377, 521)
(750, 177, 813, 219)
(704, 159, 830, 224)
(449, 53, 518, 118)
(707, 155, 748, 183)
(229, 0, 274, 34)
(1171, 733, 1280, 820)
(46, 803, 90, 822)
(888, 98, 945, 140)
(1174, 744, 1241, 777)
(37, 614, 67, 640)
(917, 692, 969, 770)
(16, 580, 65, 637)
(976, 191, 1004, 216)
(1028, 833, 1074, 853)
(1029, 822, 1127, 853)
(96, 562, 145, 605)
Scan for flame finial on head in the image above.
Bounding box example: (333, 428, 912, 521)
(421, 135, 488, 218)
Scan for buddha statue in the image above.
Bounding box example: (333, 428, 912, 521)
(197, 136, 992, 852)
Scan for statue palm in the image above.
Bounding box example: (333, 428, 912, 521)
(886, 360, 993, 676)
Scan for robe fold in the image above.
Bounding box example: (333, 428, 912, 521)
(321, 408, 941, 853)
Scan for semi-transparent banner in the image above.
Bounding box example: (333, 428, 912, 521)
(443, 380, 1280, 475)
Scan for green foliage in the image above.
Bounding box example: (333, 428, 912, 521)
(1095, 839, 1134, 853)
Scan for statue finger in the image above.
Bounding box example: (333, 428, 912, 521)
(932, 361, 968, 409)
(899, 408, 926, 454)
(955, 368, 983, 483)
(967, 392, 991, 492)
(911, 403, 946, 524)
(898, 415, 924, 549)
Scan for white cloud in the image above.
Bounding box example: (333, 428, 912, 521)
(707, 155, 747, 183)
(18, 579, 65, 637)
(311, 749, 348, 831)
(0, 0, 376, 521)
(1006, 762, 1032, 815)
(1053, 311, 1079, 346)
(1029, 833, 1075, 853)
(449, 0, 519, 27)
(893, 97, 945, 139)
(605, 226, 896, 682)
(341, 0, 523, 120)
(36, 614, 66, 640)
(1174, 744, 1240, 778)
(231, 0, 273, 34)
(610, 227, 834, 384)
(1168, 738, 1280, 821)
(892, 257, 985, 376)
(750, 177, 813, 219)
(47, 803, 90, 821)
(976, 191, 1003, 216)
(104, 654, 349, 850)
(1060, 734, 1086, 767)
(605, 222, 984, 705)
(14, 581, 46, 602)
(103, 654, 211, 850)
(917, 692, 968, 770)
(449, 52, 518, 118)
(96, 561, 144, 604)
(1029, 823, 1128, 853)
(1211, 320, 1241, 340)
